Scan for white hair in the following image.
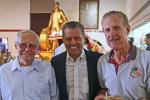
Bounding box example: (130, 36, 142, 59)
(15, 29, 40, 48)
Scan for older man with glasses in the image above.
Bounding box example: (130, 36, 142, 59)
(0, 30, 59, 100)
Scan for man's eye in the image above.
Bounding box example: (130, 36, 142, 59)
(29, 44, 36, 49)
(74, 37, 81, 41)
(114, 26, 120, 31)
(18, 43, 36, 50)
(65, 38, 71, 41)
(104, 29, 110, 33)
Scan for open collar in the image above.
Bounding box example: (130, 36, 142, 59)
(11, 58, 40, 73)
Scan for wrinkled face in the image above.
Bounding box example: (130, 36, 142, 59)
(15, 32, 38, 66)
(63, 28, 85, 59)
(145, 36, 150, 46)
(102, 16, 129, 50)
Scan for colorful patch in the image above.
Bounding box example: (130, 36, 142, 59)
(130, 67, 141, 78)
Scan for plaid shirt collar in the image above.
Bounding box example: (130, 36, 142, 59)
(66, 49, 85, 62)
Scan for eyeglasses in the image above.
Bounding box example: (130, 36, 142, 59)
(17, 43, 37, 50)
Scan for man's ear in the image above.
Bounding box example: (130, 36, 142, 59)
(83, 34, 86, 40)
(126, 25, 130, 35)
(15, 44, 17, 49)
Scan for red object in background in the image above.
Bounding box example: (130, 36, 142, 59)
(87, 42, 93, 49)
(0, 29, 21, 32)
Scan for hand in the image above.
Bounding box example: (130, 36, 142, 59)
(95, 94, 105, 100)
(95, 95, 122, 100)
(95, 89, 108, 100)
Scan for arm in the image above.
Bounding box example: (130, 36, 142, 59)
(49, 65, 59, 100)
(0, 73, 3, 100)
(95, 57, 107, 100)
(146, 62, 150, 99)
(60, 10, 67, 23)
(95, 89, 107, 100)
(48, 14, 53, 27)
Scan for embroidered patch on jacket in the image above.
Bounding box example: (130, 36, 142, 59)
(130, 67, 141, 78)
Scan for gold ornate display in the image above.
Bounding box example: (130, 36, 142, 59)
(38, 2, 68, 62)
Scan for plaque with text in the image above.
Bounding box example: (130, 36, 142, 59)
(79, 0, 99, 29)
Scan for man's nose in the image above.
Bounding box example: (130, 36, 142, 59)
(108, 29, 116, 36)
(70, 38, 76, 44)
(24, 46, 30, 51)
(24, 44, 32, 51)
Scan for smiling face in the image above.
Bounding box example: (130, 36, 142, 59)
(63, 27, 85, 60)
(102, 15, 130, 50)
(15, 32, 38, 66)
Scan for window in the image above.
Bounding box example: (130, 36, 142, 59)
(129, 22, 150, 49)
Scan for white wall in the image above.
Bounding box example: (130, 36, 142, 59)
(0, 0, 30, 56)
(126, 0, 148, 19)
(99, 0, 126, 30)
(31, 0, 53, 13)
(126, 0, 150, 29)
(55, 0, 79, 21)
(0, 0, 30, 29)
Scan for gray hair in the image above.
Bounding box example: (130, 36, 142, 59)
(102, 11, 129, 27)
(15, 29, 40, 48)
(62, 21, 84, 37)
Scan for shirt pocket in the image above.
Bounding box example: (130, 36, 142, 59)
(30, 78, 49, 94)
